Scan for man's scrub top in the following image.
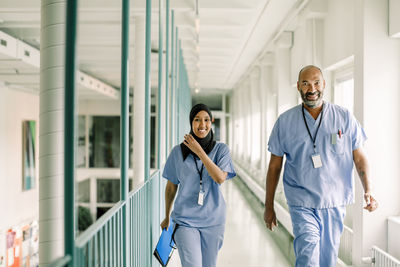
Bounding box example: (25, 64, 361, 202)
(268, 102, 367, 209)
(163, 142, 236, 227)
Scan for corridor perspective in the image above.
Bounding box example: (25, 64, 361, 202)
(1, 0, 400, 266)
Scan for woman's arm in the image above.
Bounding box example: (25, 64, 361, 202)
(160, 181, 178, 229)
(197, 149, 228, 184)
(183, 134, 227, 184)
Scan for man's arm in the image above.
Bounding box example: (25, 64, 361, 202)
(264, 154, 284, 230)
(353, 147, 378, 212)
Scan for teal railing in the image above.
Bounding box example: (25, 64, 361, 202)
(73, 171, 162, 267)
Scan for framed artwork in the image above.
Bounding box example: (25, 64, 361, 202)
(22, 121, 36, 191)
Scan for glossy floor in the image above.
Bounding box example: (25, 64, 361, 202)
(167, 179, 291, 267)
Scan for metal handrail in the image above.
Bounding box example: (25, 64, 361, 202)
(47, 255, 72, 267)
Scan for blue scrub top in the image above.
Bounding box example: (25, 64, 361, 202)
(268, 102, 367, 209)
(163, 142, 236, 227)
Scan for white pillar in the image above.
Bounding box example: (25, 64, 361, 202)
(220, 94, 227, 144)
(250, 67, 261, 171)
(230, 89, 239, 159)
(242, 80, 252, 164)
(275, 32, 297, 114)
(259, 65, 267, 177)
(39, 0, 66, 265)
(132, 16, 146, 189)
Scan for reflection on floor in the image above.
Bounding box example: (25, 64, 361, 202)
(167, 178, 291, 267)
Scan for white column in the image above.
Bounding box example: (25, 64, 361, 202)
(132, 16, 146, 189)
(259, 64, 267, 177)
(258, 54, 275, 184)
(231, 89, 239, 159)
(220, 94, 226, 144)
(237, 84, 246, 163)
(275, 32, 297, 114)
(39, 0, 66, 265)
(353, 0, 400, 266)
(249, 67, 261, 171)
(242, 80, 252, 164)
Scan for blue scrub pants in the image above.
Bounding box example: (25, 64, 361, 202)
(289, 206, 346, 267)
(174, 224, 225, 267)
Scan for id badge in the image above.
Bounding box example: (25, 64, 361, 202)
(198, 191, 205, 206)
(311, 154, 323, 168)
(331, 133, 337, 145)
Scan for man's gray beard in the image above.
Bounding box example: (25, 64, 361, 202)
(300, 91, 324, 109)
(304, 98, 323, 108)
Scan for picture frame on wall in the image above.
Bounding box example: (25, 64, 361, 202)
(22, 120, 36, 191)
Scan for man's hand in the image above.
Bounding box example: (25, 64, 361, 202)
(364, 192, 378, 212)
(264, 207, 278, 231)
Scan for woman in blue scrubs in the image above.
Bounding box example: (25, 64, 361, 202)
(160, 103, 236, 267)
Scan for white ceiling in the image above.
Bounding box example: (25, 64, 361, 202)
(0, 0, 300, 98)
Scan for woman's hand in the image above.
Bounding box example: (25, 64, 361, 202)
(183, 134, 204, 156)
(160, 217, 170, 230)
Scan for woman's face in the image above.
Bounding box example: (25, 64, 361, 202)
(192, 111, 212, 138)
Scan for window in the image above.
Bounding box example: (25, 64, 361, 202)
(333, 66, 354, 114)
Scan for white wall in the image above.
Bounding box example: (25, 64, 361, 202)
(323, 0, 355, 69)
(354, 0, 400, 261)
(0, 87, 39, 230)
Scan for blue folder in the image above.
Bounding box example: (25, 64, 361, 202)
(153, 221, 176, 267)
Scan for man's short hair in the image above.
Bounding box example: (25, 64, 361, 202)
(298, 65, 324, 81)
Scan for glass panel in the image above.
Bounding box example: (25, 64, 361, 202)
(77, 115, 86, 167)
(213, 118, 221, 141)
(78, 179, 90, 203)
(151, 115, 156, 168)
(97, 179, 120, 203)
(96, 207, 111, 220)
(89, 116, 120, 168)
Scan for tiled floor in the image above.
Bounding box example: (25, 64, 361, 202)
(167, 179, 291, 267)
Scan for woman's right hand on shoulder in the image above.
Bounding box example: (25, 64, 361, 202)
(160, 217, 170, 230)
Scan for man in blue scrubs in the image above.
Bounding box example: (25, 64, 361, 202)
(263, 65, 378, 267)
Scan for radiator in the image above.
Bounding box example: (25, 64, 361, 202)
(372, 246, 400, 267)
(339, 225, 353, 265)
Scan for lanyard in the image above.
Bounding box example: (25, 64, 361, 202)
(302, 104, 324, 153)
(194, 157, 204, 190)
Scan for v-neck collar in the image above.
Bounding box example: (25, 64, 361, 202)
(302, 102, 326, 126)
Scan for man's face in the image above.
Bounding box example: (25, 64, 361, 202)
(297, 67, 325, 108)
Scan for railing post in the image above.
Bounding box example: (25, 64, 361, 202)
(145, 0, 152, 181)
(165, 0, 170, 156)
(157, 0, 163, 169)
(120, 0, 130, 266)
(170, 10, 175, 148)
(64, 0, 78, 265)
(176, 38, 180, 143)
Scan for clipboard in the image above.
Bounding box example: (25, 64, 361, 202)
(153, 221, 177, 267)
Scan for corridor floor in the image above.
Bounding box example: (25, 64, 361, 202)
(167, 178, 292, 267)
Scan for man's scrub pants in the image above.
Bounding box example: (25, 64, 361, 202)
(289, 205, 346, 267)
(174, 224, 225, 267)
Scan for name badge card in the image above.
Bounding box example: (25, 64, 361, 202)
(311, 154, 323, 168)
(198, 191, 204, 206)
